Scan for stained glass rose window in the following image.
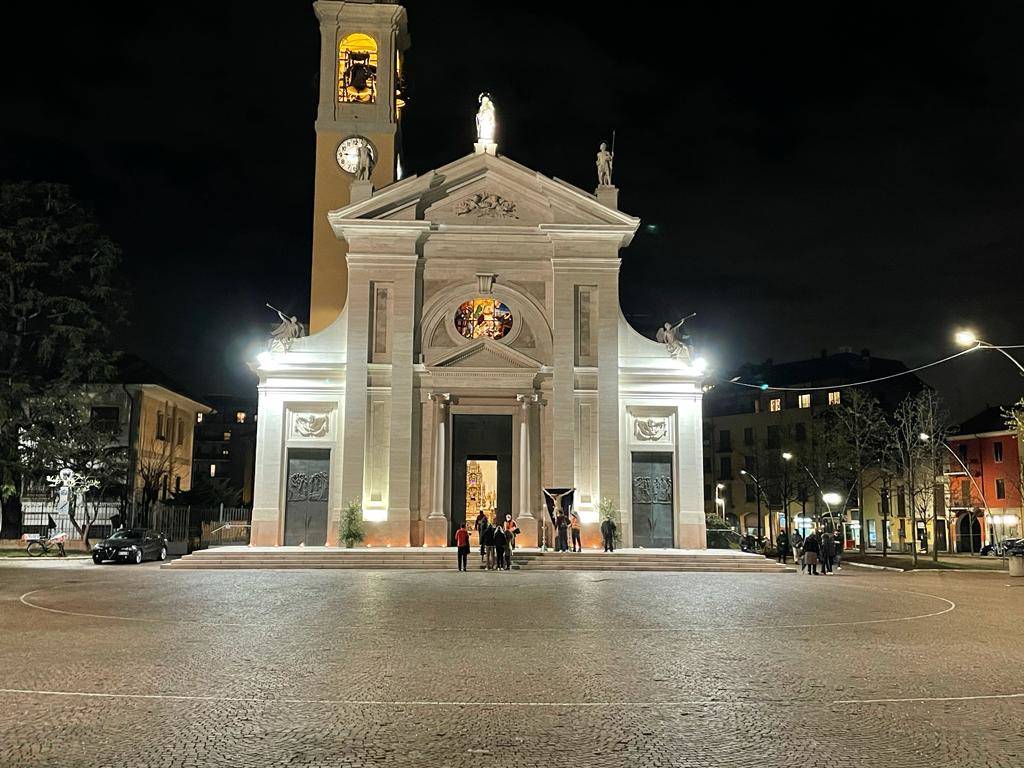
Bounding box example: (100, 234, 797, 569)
(454, 298, 513, 340)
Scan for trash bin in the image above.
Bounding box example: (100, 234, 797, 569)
(1010, 554, 1024, 578)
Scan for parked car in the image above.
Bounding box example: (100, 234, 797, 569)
(980, 538, 1021, 557)
(92, 529, 168, 564)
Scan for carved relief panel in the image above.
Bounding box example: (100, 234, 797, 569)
(288, 406, 337, 441)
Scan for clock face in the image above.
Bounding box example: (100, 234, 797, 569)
(336, 136, 375, 175)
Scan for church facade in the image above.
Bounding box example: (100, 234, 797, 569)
(248, 1, 707, 550)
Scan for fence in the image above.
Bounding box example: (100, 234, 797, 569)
(20, 499, 122, 542)
(21, 501, 251, 553)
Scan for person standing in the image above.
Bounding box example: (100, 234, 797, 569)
(493, 525, 507, 570)
(833, 530, 844, 570)
(483, 522, 496, 570)
(802, 531, 821, 576)
(454, 523, 471, 571)
(474, 510, 489, 563)
(555, 511, 570, 552)
(820, 529, 836, 575)
(570, 510, 582, 552)
(792, 531, 805, 572)
(601, 516, 617, 552)
(776, 530, 790, 564)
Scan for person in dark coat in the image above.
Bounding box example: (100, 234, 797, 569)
(555, 512, 570, 552)
(474, 511, 489, 562)
(601, 517, 617, 552)
(492, 525, 507, 570)
(833, 531, 844, 571)
(776, 530, 790, 564)
(820, 530, 836, 574)
(802, 531, 821, 575)
(482, 523, 496, 570)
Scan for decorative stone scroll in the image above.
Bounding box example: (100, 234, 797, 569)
(633, 417, 668, 442)
(294, 413, 330, 438)
(455, 192, 518, 219)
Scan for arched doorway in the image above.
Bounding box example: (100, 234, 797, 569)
(956, 513, 982, 553)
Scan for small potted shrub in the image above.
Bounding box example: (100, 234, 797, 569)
(339, 499, 365, 548)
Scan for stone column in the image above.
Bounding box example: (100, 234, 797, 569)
(516, 393, 540, 547)
(424, 392, 451, 546)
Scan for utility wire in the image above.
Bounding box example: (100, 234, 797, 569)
(724, 345, 992, 393)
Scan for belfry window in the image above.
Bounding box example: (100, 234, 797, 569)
(338, 33, 378, 104)
(454, 298, 513, 340)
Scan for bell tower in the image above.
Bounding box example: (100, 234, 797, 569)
(310, 1, 409, 333)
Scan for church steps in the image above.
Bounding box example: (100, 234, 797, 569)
(163, 548, 788, 572)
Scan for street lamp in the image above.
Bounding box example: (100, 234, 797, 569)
(739, 469, 767, 542)
(954, 329, 1024, 376)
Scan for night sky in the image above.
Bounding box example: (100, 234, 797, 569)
(4, 1, 1022, 420)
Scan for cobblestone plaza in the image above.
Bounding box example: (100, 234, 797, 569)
(1, 563, 1022, 767)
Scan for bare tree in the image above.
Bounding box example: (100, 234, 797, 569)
(891, 390, 950, 565)
(832, 389, 890, 553)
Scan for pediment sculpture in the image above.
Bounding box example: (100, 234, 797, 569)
(456, 192, 518, 219)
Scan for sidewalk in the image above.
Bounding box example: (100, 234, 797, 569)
(843, 551, 1007, 571)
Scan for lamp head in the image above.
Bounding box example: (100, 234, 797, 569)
(782, 452, 793, 461)
(919, 432, 930, 442)
(822, 492, 842, 506)
(954, 330, 978, 347)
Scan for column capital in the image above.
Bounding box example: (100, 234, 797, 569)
(516, 392, 544, 408)
(428, 392, 455, 406)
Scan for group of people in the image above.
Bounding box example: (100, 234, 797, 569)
(453, 509, 621, 569)
(775, 529, 843, 575)
(454, 511, 522, 571)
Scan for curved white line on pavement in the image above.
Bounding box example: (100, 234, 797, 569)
(18, 583, 956, 630)
(0, 687, 1021, 708)
(834, 692, 1024, 705)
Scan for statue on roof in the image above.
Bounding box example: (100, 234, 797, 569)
(596, 141, 614, 186)
(476, 93, 496, 144)
(656, 313, 696, 360)
(266, 303, 306, 352)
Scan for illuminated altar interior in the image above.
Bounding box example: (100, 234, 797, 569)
(466, 459, 498, 524)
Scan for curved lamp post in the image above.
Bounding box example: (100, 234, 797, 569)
(955, 330, 1024, 376)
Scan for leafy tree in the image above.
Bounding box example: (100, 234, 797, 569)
(0, 182, 126, 535)
(18, 391, 127, 546)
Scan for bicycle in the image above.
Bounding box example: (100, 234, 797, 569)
(25, 532, 68, 558)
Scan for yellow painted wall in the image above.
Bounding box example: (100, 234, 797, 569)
(309, 130, 396, 333)
(134, 392, 200, 500)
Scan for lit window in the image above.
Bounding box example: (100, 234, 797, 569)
(454, 298, 513, 340)
(798, 394, 811, 409)
(338, 33, 378, 104)
(236, 411, 247, 424)
(995, 479, 1006, 499)
(993, 441, 1003, 463)
(769, 398, 782, 413)
(828, 391, 841, 406)
(209, 464, 217, 478)
(222, 449, 229, 457)
(223, 431, 231, 442)
(196, 413, 204, 424)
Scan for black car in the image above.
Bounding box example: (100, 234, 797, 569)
(92, 528, 169, 564)
(980, 538, 1021, 557)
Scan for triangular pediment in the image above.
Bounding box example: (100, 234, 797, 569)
(328, 152, 639, 237)
(428, 338, 543, 370)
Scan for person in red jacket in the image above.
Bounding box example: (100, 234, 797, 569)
(454, 523, 471, 571)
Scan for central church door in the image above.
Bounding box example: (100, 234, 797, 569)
(450, 415, 512, 544)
